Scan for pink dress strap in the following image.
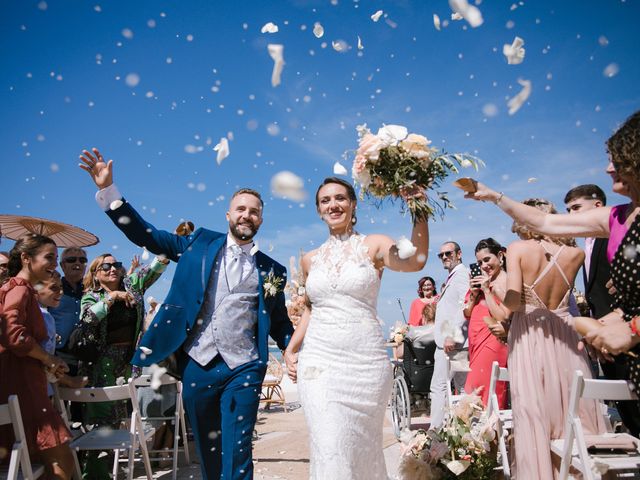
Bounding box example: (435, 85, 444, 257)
(607, 203, 631, 263)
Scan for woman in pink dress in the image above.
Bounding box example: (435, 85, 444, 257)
(407, 276, 439, 326)
(500, 200, 606, 478)
(463, 238, 509, 409)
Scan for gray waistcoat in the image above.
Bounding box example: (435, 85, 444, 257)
(185, 249, 259, 369)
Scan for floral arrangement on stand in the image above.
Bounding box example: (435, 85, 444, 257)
(285, 253, 306, 328)
(398, 392, 500, 480)
(351, 124, 484, 223)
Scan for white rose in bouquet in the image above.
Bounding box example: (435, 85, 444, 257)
(357, 133, 385, 163)
(377, 124, 408, 147)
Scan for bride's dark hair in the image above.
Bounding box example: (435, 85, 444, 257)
(315, 177, 358, 225)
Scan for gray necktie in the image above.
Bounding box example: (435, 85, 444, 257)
(226, 244, 243, 289)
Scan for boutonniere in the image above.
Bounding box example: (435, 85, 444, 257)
(263, 271, 284, 299)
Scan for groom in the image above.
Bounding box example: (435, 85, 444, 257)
(79, 148, 293, 480)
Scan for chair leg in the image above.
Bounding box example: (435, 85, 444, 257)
(179, 403, 190, 465)
(172, 417, 179, 480)
(113, 449, 120, 480)
(126, 445, 135, 480)
(71, 449, 82, 480)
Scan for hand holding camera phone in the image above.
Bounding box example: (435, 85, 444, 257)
(469, 262, 483, 289)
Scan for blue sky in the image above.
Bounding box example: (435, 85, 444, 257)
(1, 0, 639, 333)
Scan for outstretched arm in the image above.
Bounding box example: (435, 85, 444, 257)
(368, 217, 429, 272)
(79, 148, 190, 261)
(502, 242, 525, 312)
(464, 180, 611, 238)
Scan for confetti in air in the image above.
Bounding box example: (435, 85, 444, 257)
(271, 171, 306, 202)
(313, 22, 324, 38)
(371, 10, 383, 22)
(267, 44, 285, 87)
(433, 14, 441, 31)
(503, 36, 525, 65)
(449, 0, 483, 28)
(213, 138, 230, 165)
(333, 162, 348, 176)
(396, 236, 417, 259)
(261, 22, 279, 34)
(507, 78, 532, 115)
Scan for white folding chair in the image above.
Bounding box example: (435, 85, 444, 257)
(486, 361, 511, 480)
(132, 373, 191, 480)
(551, 370, 640, 480)
(445, 355, 469, 409)
(0, 395, 45, 480)
(54, 381, 154, 480)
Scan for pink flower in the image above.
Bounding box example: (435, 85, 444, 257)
(357, 133, 385, 162)
(353, 154, 367, 174)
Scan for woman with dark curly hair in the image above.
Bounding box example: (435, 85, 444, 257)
(407, 276, 439, 326)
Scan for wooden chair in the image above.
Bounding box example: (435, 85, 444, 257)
(260, 353, 287, 412)
(551, 370, 640, 479)
(486, 361, 511, 480)
(53, 381, 154, 480)
(132, 373, 191, 480)
(0, 395, 45, 480)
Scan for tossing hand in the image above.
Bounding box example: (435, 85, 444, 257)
(463, 180, 501, 203)
(79, 148, 113, 190)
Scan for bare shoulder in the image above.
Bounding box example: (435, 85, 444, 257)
(505, 239, 529, 253)
(301, 249, 319, 272)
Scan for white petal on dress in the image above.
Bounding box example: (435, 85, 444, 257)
(298, 233, 392, 480)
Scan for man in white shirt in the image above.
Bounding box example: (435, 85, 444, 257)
(429, 241, 469, 429)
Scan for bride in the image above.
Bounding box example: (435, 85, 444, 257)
(284, 177, 429, 479)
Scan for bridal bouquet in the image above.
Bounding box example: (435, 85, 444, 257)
(398, 393, 500, 480)
(389, 324, 409, 345)
(351, 124, 483, 222)
(285, 253, 306, 327)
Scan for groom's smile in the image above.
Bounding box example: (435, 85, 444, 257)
(226, 192, 264, 243)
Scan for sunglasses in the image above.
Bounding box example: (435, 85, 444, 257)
(63, 256, 88, 264)
(437, 250, 456, 260)
(97, 262, 123, 272)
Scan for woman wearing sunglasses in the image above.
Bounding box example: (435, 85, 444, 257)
(76, 252, 168, 477)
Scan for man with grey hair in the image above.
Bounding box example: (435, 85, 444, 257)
(429, 241, 469, 429)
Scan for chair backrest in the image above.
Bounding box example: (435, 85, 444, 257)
(1, 395, 39, 479)
(581, 376, 638, 402)
(132, 373, 180, 388)
(56, 383, 133, 403)
(486, 361, 509, 417)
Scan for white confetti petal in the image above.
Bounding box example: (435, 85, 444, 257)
(141, 247, 150, 261)
(527, 177, 538, 183)
(149, 363, 168, 390)
(332, 40, 348, 52)
(109, 200, 123, 211)
(333, 161, 348, 176)
(125, 73, 140, 87)
(396, 236, 417, 260)
(371, 10, 383, 22)
(603, 63, 619, 78)
(139, 346, 152, 355)
(357, 35, 363, 50)
(313, 22, 324, 38)
(451, 12, 463, 20)
(261, 22, 279, 34)
(507, 78, 532, 115)
(271, 171, 306, 202)
(213, 137, 230, 165)
(503, 36, 525, 65)
(267, 44, 285, 87)
(433, 14, 441, 31)
(449, 0, 483, 28)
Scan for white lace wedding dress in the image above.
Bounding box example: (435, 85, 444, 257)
(298, 233, 393, 479)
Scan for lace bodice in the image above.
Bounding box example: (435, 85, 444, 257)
(306, 233, 380, 325)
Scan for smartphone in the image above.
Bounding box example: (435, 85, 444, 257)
(469, 262, 482, 278)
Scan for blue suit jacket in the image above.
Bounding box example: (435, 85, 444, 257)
(105, 200, 293, 368)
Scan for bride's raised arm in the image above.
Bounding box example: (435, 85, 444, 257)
(367, 217, 429, 272)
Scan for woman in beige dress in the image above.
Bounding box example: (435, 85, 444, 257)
(500, 199, 606, 478)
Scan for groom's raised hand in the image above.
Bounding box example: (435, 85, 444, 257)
(79, 148, 113, 190)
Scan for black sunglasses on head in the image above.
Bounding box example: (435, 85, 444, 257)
(437, 250, 456, 259)
(63, 256, 88, 264)
(97, 262, 123, 272)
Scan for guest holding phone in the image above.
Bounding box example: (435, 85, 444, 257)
(463, 238, 509, 408)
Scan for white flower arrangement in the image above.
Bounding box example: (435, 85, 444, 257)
(263, 271, 284, 299)
(398, 392, 500, 480)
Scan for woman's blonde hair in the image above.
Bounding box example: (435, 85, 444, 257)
(83, 253, 115, 292)
(511, 198, 576, 247)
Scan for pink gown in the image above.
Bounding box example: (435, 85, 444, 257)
(508, 244, 606, 479)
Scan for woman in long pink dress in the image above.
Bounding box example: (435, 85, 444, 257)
(407, 276, 439, 326)
(463, 238, 509, 409)
(500, 200, 606, 478)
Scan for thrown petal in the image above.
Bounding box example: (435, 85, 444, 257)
(503, 36, 525, 65)
(267, 44, 285, 87)
(507, 78, 532, 115)
(213, 137, 230, 165)
(371, 10, 383, 22)
(261, 22, 279, 34)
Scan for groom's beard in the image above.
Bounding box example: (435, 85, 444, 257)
(229, 220, 259, 241)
